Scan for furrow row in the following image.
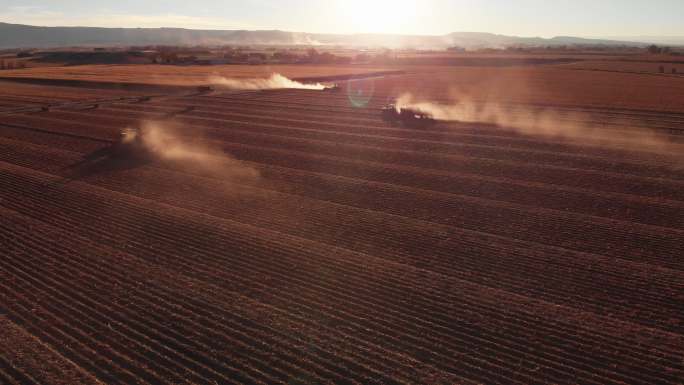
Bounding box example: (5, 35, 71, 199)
(0, 209, 462, 385)
(54, 105, 684, 177)
(2, 164, 680, 382)
(2, 117, 684, 270)
(1, 138, 682, 334)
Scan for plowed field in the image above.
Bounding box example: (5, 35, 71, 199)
(1, 71, 683, 385)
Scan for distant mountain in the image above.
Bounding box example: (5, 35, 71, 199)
(0, 22, 648, 49)
(594, 36, 684, 46)
(442, 33, 646, 49)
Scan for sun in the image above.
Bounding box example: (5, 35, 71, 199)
(336, 0, 419, 34)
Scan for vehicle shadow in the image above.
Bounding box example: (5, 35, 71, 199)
(46, 143, 154, 189)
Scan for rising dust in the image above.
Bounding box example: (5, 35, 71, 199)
(208, 73, 325, 90)
(130, 120, 260, 180)
(396, 93, 684, 163)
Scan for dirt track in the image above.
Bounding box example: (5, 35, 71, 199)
(0, 77, 683, 384)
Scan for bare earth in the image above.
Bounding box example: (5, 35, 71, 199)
(0, 63, 683, 384)
(0, 64, 393, 85)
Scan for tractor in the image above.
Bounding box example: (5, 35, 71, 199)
(110, 127, 151, 159)
(196, 85, 214, 93)
(324, 83, 342, 93)
(61, 126, 153, 177)
(381, 104, 436, 128)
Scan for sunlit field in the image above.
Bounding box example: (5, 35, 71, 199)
(0, 64, 394, 85)
(1, 1, 683, 384)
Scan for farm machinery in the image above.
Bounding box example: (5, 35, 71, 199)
(324, 83, 342, 93)
(110, 127, 151, 159)
(381, 104, 436, 128)
(61, 126, 153, 178)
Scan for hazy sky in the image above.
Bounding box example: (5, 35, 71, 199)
(1, 0, 683, 37)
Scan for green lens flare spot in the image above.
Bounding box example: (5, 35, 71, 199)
(346, 78, 375, 108)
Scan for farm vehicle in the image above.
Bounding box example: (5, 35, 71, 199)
(381, 104, 436, 128)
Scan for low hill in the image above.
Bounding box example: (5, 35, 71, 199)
(0, 22, 647, 49)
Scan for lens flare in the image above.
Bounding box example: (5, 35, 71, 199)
(346, 78, 376, 108)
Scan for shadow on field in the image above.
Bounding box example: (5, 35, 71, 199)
(46, 143, 154, 188)
(44, 120, 261, 190)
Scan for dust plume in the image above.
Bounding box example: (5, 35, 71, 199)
(208, 73, 325, 90)
(130, 120, 259, 180)
(396, 93, 684, 160)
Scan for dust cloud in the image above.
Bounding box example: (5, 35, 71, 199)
(208, 73, 325, 90)
(131, 120, 260, 180)
(396, 93, 684, 160)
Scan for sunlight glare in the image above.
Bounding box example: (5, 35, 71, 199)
(336, 0, 420, 34)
